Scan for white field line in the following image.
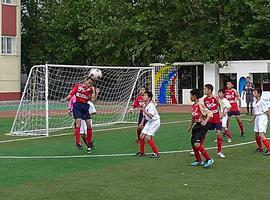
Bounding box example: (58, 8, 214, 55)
(0, 140, 258, 159)
(0, 120, 190, 144)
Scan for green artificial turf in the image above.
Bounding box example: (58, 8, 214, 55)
(0, 113, 268, 200)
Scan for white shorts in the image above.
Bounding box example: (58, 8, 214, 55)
(80, 119, 93, 134)
(88, 101, 96, 114)
(254, 114, 268, 133)
(221, 114, 228, 128)
(142, 119, 160, 136)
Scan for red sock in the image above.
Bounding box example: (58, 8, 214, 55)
(86, 128, 93, 145)
(192, 146, 202, 162)
(237, 119, 244, 133)
(148, 138, 159, 154)
(136, 128, 141, 141)
(255, 135, 262, 150)
(217, 135, 223, 153)
(224, 129, 232, 139)
(262, 139, 270, 151)
(75, 127, 81, 145)
(139, 139, 145, 154)
(197, 145, 211, 160)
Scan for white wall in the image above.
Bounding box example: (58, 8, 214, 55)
(204, 63, 219, 95)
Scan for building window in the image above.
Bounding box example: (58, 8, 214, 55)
(1, 37, 18, 55)
(253, 73, 270, 91)
(2, 0, 13, 4)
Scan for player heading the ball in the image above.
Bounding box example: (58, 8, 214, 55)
(61, 69, 101, 151)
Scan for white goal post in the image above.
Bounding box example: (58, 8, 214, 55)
(10, 64, 155, 136)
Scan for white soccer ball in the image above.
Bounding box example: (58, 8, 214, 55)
(88, 68, 102, 81)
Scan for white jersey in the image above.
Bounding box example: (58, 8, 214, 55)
(253, 98, 269, 133)
(219, 98, 231, 112)
(144, 102, 160, 122)
(253, 99, 269, 116)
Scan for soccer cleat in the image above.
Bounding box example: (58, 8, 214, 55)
(255, 148, 263, 152)
(217, 152, 226, 158)
(203, 159, 214, 168)
(264, 150, 270, 156)
(227, 138, 232, 143)
(88, 141, 95, 150)
(149, 153, 160, 158)
(190, 161, 204, 166)
(135, 152, 146, 157)
(86, 147, 92, 154)
(76, 143, 83, 150)
(240, 132, 245, 137)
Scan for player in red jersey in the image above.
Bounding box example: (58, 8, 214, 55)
(225, 81, 244, 136)
(203, 84, 226, 158)
(61, 76, 95, 151)
(187, 89, 214, 168)
(129, 86, 147, 143)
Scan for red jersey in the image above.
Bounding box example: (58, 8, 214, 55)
(69, 83, 93, 104)
(132, 96, 144, 113)
(191, 104, 202, 122)
(203, 96, 221, 123)
(225, 89, 239, 112)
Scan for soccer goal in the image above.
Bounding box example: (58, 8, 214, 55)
(10, 64, 155, 136)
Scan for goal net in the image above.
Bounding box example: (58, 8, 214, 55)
(10, 64, 154, 136)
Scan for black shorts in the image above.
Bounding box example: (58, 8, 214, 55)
(207, 122, 222, 131)
(191, 122, 208, 145)
(73, 102, 90, 120)
(228, 111, 240, 117)
(138, 112, 147, 126)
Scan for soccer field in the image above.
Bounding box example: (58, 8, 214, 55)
(0, 113, 269, 200)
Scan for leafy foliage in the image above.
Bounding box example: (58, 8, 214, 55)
(21, 0, 270, 73)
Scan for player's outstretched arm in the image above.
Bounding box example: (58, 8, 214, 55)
(61, 94, 72, 102)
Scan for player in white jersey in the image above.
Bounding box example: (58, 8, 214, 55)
(136, 91, 160, 158)
(218, 89, 233, 143)
(249, 88, 270, 155)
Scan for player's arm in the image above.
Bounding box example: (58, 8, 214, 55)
(91, 87, 100, 102)
(199, 104, 213, 126)
(140, 106, 154, 119)
(249, 115, 256, 124)
(223, 100, 232, 116)
(129, 97, 139, 112)
(139, 116, 145, 129)
(61, 84, 78, 102)
(186, 118, 195, 132)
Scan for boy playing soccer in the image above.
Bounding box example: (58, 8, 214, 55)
(68, 88, 100, 152)
(218, 89, 233, 143)
(129, 86, 148, 143)
(61, 77, 95, 151)
(187, 89, 214, 168)
(225, 81, 244, 136)
(249, 88, 270, 155)
(136, 91, 160, 158)
(203, 84, 226, 158)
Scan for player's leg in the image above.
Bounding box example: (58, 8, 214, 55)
(73, 102, 83, 148)
(255, 133, 263, 152)
(216, 126, 226, 158)
(85, 119, 93, 152)
(222, 114, 232, 142)
(259, 133, 270, 155)
(144, 120, 160, 158)
(136, 113, 144, 143)
(190, 124, 203, 166)
(246, 102, 250, 115)
(80, 120, 87, 146)
(235, 114, 244, 136)
(136, 133, 146, 156)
